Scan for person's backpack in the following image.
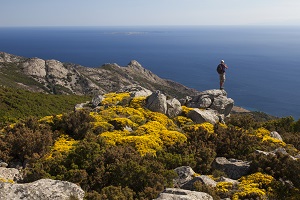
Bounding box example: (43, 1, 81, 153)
(216, 64, 224, 74)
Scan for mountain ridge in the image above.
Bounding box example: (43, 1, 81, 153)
(0, 52, 199, 98)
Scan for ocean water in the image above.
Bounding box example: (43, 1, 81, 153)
(0, 26, 300, 119)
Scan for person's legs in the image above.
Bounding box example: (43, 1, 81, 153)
(219, 74, 226, 89)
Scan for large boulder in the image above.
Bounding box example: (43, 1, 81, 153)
(145, 91, 167, 114)
(154, 188, 213, 200)
(187, 109, 220, 125)
(212, 157, 251, 179)
(118, 84, 152, 97)
(0, 179, 85, 200)
(166, 98, 182, 118)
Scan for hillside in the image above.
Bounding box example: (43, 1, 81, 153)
(0, 52, 198, 98)
(0, 86, 90, 126)
(0, 90, 300, 199)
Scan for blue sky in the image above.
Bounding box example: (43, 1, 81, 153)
(1, 0, 300, 26)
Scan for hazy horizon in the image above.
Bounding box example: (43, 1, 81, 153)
(1, 1, 300, 27)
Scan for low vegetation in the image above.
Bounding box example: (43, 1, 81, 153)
(0, 91, 300, 199)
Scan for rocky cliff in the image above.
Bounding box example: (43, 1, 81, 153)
(0, 52, 198, 98)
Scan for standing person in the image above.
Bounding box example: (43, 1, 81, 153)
(217, 60, 228, 90)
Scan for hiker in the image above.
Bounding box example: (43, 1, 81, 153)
(217, 60, 228, 90)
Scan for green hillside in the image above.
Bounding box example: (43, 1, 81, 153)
(0, 86, 90, 126)
(1, 92, 299, 199)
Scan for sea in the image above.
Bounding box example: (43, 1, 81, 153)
(0, 26, 300, 119)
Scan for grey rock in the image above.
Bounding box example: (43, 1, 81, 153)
(92, 95, 104, 107)
(0, 167, 22, 182)
(180, 175, 217, 190)
(270, 131, 283, 141)
(198, 175, 217, 187)
(46, 59, 69, 79)
(0, 162, 8, 168)
(210, 95, 234, 117)
(21, 58, 47, 77)
(187, 95, 212, 108)
(212, 157, 251, 179)
(74, 101, 90, 111)
(174, 167, 217, 190)
(217, 176, 239, 186)
(154, 188, 213, 200)
(119, 84, 152, 97)
(0, 179, 84, 200)
(187, 108, 219, 124)
(166, 98, 182, 118)
(145, 91, 167, 114)
(174, 166, 195, 188)
(184, 89, 234, 123)
(256, 148, 298, 160)
(0, 52, 25, 63)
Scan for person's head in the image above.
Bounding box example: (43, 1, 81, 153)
(221, 60, 224, 63)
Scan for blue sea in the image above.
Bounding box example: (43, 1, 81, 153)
(0, 26, 300, 119)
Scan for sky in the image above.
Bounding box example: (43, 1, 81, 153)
(1, 0, 300, 26)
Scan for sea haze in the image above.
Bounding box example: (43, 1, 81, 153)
(0, 26, 300, 119)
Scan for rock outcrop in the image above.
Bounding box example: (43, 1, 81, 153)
(0, 179, 84, 200)
(182, 89, 234, 124)
(154, 188, 213, 200)
(212, 157, 251, 179)
(185, 89, 234, 117)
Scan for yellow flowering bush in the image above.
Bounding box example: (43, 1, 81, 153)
(38, 114, 63, 124)
(181, 106, 194, 116)
(46, 134, 78, 160)
(129, 96, 147, 108)
(145, 111, 177, 130)
(92, 121, 114, 133)
(134, 121, 167, 136)
(109, 117, 138, 130)
(101, 130, 131, 146)
(100, 120, 186, 155)
(159, 130, 187, 146)
(173, 116, 193, 127)
(216, 182, 233, 193)
(254, 128, 286, 146)
(232, 172, 274, 200)
(101, 92, 130, 106)
(183, 122, 214, 134)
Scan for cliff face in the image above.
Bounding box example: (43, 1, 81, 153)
(0, 52, 198, 98)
